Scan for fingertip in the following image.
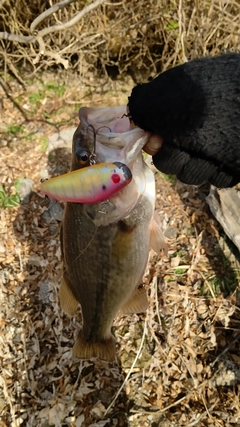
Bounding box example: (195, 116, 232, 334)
(143, 135, 163, 155)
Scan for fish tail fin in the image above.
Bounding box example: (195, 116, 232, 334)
(72, 330, 116, 362)
(150, 212, 168, 255)
(59, 277, 78, 317)
(120, 286, 148, 315)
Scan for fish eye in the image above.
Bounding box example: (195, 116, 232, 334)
(76, 148, 89, 165)
(79, 153, 89, 164)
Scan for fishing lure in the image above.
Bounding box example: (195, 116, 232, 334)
(40, 162, 132, 204)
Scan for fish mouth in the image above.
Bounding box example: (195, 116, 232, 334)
(79, 106, 143, 149)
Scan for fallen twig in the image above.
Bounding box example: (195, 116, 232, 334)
(0, 76, 29, 121)
(104, 316, 148, 416)
(210, 331, 240, 368)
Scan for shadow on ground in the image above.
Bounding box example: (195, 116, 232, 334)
(7, 145, 130, 426)
(175, 181, 240, 297)
(173, 179, 240, 364)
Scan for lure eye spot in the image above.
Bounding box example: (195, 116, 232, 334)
(111, 173, 121, 184)
(102, 185, 107, 191)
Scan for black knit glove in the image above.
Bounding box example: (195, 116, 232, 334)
(128, 53, 240, 187)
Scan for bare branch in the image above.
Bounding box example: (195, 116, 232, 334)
(34, 50, 69, 69)
(32, 36, 46, 64)
(0, 76, 29, 121)
(38, 0, 107, 37)
(0, 32, 35, 43)
(5, 55, 26, 88)
(0, 0, 106, 51)
(30, 0, 76, 32)
(0, 0, 239, 81)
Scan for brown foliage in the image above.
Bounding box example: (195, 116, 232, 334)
(0, 0, 239, 82)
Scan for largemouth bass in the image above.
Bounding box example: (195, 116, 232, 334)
(60, 106, 167, 361)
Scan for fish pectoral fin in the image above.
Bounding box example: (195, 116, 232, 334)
(150, 212, 168, 255)
(72, 330, 116, 362)
(120, 286, 148, 315)
(59, 276, 79, 317)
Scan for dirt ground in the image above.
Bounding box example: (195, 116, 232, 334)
(1, 72, 240, 427)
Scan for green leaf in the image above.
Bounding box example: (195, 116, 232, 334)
(6, 124, 24, 134)
(166, 21, 179, 31)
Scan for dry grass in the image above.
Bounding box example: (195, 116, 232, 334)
(0, 0, 239, 83)
(0, 2, 240, 424)
(1, 74, 240, 427)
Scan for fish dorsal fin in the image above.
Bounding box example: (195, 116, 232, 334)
(150, 212, 168, 255)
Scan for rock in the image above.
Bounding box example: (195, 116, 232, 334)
(48, 127, 76, 154)
(206, 187, 240, 252)
(164, 226, 178, 239)
(18, 178, 34, 204)
(42, 199, 64, 223)
(39, 280, 51, 304)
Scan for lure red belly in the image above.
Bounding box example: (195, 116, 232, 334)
(40, 162, 132, 203)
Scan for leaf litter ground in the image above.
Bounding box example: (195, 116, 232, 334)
(1, 73, 240, 427)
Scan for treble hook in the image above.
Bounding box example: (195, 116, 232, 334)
(96, 126, 112, 134)
(87, 124, 97, 165)
(87, 125, 112, 165)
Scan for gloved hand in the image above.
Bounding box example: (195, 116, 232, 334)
(128, 53, 240, 187)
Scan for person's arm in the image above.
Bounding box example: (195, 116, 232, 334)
(128, 53, 240, 187)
